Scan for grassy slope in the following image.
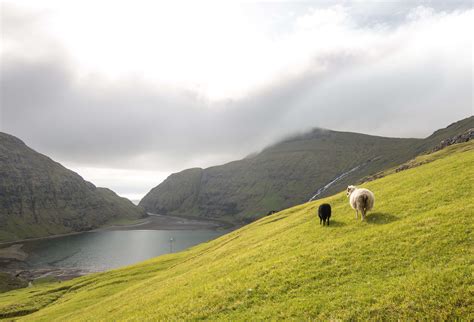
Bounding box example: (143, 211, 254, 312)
(0, 274, 27, 294)
(1, 142, 472, 320)
(140, 117, 474, 223)
(140, 130, 422, 222)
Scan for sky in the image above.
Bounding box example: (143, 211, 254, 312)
(0, 0, 473, 200)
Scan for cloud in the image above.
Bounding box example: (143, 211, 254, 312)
(1, 2, 472, 197)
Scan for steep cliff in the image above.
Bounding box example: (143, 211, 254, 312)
(0, 132, 146, 242)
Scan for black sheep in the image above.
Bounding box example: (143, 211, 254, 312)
(318, 203, 331, 226)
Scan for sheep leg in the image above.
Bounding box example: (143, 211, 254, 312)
(320, 218, 322, 225)
(355, 210, 359, 219)
(327, 218, 330, 226)
(361, 209, 366, 221)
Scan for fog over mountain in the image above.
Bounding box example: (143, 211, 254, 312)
(1, 1, 472, 199)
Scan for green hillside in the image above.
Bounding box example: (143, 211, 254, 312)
(1, 141, 472, 320)
(140, 116, 474, 224)
(0, 132, 147, 242)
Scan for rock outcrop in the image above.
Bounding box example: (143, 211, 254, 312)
(430, 128, 473, 153)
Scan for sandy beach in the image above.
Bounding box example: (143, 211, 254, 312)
(99, 213, 235, 231)
(0, 244, 28, 261)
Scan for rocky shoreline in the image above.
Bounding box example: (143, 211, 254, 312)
(0, 243, 94, 290)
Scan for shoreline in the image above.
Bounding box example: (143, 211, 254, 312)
(0, 231, 88, 247)
(0, 213, 236, 247)
(0, 214, 237, 288)
(0, 244, 28, 261)
(97, 213, 237, 232)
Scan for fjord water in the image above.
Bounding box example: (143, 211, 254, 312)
(23, 230, 226, 272)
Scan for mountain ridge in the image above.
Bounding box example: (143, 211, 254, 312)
(0, 132, 147, 242)
(139, 116, 473, 223)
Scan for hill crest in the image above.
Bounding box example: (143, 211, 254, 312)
(140, 116, 474, 223)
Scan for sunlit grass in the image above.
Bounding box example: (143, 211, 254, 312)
(1, 142, 472, 320)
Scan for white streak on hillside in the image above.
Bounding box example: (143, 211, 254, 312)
(308, 159, 375, 202)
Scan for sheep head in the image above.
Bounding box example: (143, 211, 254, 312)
(346, 185, 356, 197)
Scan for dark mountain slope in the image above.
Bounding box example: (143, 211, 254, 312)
(0, 132, 146, 242)
(140, 116, 473, 223)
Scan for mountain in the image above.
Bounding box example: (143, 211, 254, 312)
(0, 132, 146, 242)
(139, 116, 474, 224)
(2, 141, 472, 319)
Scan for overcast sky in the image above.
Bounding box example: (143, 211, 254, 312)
(1, 1, 473, 200)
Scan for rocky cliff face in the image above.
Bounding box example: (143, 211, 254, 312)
(140, 116, 474, 224)
(0, 132, 146, 242)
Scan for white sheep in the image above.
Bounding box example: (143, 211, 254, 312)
(346, 185, 375, 221)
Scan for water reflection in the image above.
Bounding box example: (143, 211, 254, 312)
(23, 230, 225, 272)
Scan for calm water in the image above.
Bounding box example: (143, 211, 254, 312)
(23, 230, 226, 272)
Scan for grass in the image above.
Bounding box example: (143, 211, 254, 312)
(361, 141, 474, 182)
(31, 277, 59, 287)
(0, 142, 472, 320)
(140, 117, 474, 222)
(0, 274, 27, 294)
(140, 129, 425, 222)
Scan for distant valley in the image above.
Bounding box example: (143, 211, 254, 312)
(1, 117, 472, 242)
